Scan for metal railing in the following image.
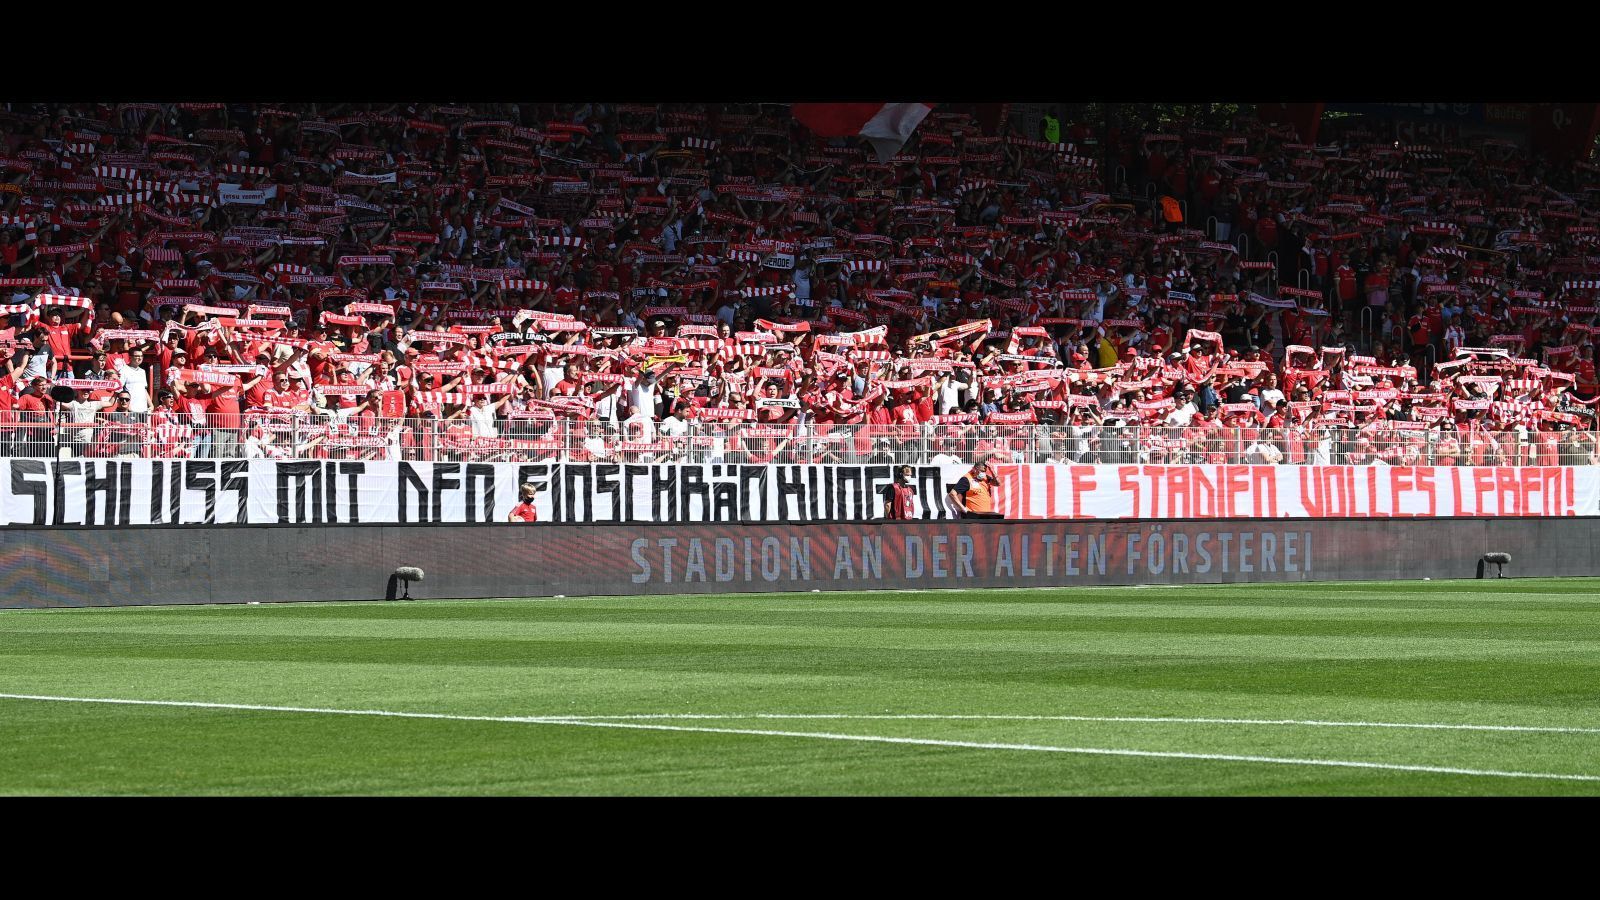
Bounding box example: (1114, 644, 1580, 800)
(2, 414, 1595, 467)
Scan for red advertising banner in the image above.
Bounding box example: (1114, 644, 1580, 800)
(991, 464, 1589, 520)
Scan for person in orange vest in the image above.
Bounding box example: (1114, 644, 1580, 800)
(1159, 195, 1183, 232)
(947, 454, 1004, 519)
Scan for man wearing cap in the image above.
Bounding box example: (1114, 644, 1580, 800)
(1164, 388, 1200, 427)
(164, 346, 190, 386)
(946, 453, 1004, 519)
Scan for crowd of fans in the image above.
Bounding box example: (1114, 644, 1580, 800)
(4, 101, 1600, 467)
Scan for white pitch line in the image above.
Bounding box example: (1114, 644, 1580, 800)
(2, 693, 1599, 784)
(525, 713, 1600, 736)
(532, 719, 1600, 783)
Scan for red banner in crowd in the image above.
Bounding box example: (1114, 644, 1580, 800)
(991, 464, 1590, 519)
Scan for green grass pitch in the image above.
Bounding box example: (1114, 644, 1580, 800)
(4, 578, 1600, 795)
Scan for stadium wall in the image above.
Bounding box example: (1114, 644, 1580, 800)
(2, 518, 1597, 608)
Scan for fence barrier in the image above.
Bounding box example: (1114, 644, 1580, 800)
(0, 415, 1595, 467)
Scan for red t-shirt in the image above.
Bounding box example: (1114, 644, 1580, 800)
(42, 322, 83, 360)
(1256, 216, 1278, 249)
(262, 388, 309, 410)
(206, 389, 242, 429)
(1423, 306, 1443, 338)
(243, 373, 272, 409)
(307, 341, 338, 382)
(1146, 151, 1167, 180)
(1409, 315, 1430, 347)
(509, 502, 537, 522)
(1335, 267, 1356, 302)
(1534, 433, 1560, 466)
(1576, 360, 1597, 393)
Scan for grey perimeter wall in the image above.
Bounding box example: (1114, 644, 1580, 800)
(2, 518, 1596, 608)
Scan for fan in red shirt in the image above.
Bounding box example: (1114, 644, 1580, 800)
(1182, 341, 1218, 383)
(261, 372, 313, 412)
(15, 376, 51, 416)
(1334, 263, 1357, 306)
(176, 373, 244, 458)
(39, 310, 88, 374)
(1575, 350, 1598, 399)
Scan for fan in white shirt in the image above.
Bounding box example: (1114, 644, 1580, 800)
(658, 404, 689, 438)
(1164, 397, 1199, 427)
(622, 405, 656, 443)
(463, 393, 510, 437)
(113, 356, 152, 413)
(1245, 440, 1284, 464)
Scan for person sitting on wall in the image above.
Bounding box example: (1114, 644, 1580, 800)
(508, 482, 541, 522)
(881, 464, 918, 519)
(947, 454, 1004, 519)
